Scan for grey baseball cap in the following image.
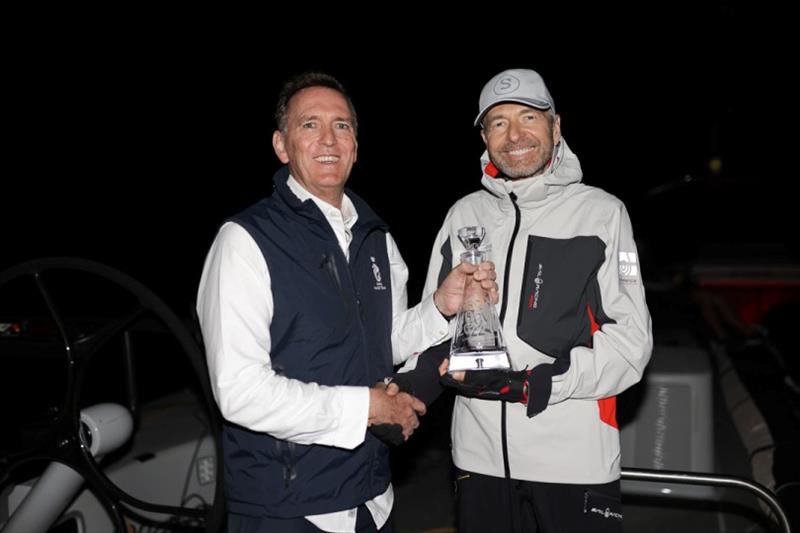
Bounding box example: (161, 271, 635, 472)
(474, 68, 555, 127)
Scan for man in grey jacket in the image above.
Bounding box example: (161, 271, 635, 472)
(429, 68, 653, 532)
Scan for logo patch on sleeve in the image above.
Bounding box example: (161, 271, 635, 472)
(618, 252, 639, 281)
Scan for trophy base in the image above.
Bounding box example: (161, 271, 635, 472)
(448, 350, 510, 372)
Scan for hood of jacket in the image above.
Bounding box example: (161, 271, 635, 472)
(480, 139, 583, 207)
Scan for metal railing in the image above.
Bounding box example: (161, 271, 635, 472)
(621, 468, 791, 533)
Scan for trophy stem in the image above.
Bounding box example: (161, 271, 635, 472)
(461, 249, 483, 266)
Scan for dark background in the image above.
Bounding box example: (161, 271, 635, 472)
(3, 7, 794, 315)
(3, 10, 798, 529)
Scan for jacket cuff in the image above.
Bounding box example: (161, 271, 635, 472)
(525, 364, 553, 418)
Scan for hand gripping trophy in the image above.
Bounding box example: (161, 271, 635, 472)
(448, 226, 511, 372)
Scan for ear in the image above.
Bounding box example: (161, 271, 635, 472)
(480, 128, 488, 146)
(552, 114, 562, 146)
(272, 130, 289, 164)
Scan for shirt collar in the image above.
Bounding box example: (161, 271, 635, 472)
(286, 174, 358, 229)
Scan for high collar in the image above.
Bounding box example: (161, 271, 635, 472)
(479, 139, 583, 208)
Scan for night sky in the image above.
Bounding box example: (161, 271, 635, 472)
(3, 8, 793, 315)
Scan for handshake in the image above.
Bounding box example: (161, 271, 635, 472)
(367, 342, 451, 446)
(367, 381, 426, 446)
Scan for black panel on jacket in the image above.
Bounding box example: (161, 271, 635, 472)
(516, 235, 607, 372)
(437, 236, 452, 287)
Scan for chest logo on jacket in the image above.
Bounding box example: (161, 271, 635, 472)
(527, 263, 544, 309)
(370, 256, 386, 291)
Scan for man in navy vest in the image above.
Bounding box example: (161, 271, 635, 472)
(197, 71, 497, 532)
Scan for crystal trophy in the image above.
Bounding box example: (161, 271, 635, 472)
(448, 226, 510, 372)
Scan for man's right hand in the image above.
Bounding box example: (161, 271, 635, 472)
(433, 261, 498, 317)
(368, 385, 426, 441)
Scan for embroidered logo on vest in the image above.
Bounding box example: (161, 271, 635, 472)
(370, 256, 386, 291)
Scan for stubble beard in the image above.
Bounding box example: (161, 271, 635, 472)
(491, 141, 554, 180)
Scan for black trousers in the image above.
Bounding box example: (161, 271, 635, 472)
(228, 504, 392, 533)
(456, 470, 622, 533)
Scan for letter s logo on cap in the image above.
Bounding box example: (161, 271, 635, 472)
(494, 75, 520, 95)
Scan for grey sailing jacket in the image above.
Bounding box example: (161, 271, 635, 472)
(423, 140, 653, 483)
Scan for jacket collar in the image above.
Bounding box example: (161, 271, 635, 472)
(480, 139, 583, 208)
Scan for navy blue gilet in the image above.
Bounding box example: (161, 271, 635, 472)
(221, 167, 395, 518)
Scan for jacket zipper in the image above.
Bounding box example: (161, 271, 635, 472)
(346, 231, 382, 494)
(345, 230, 379, 385)
(276, 440, 297, 487)
(499, 192, 521, 480)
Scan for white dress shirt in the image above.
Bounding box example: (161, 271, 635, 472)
(197, 175, 449, 532)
